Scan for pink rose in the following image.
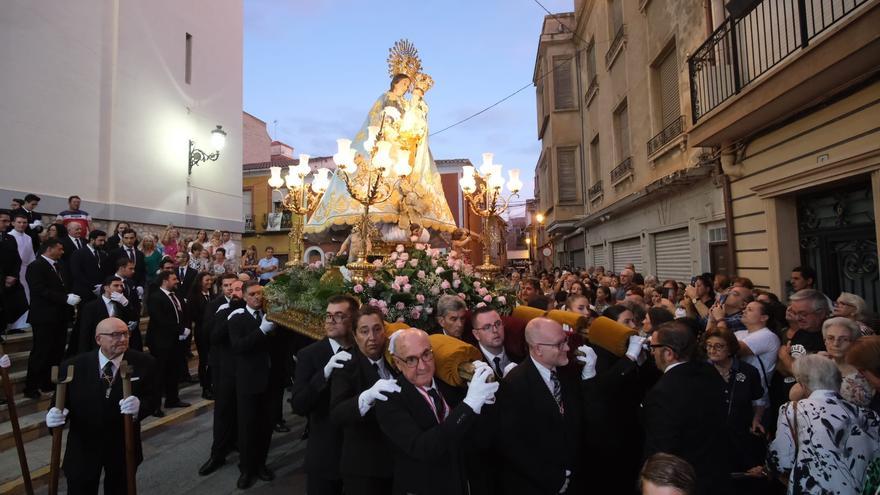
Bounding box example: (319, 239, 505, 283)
(391, 283, 401, 292)
(415, 243, 425, 250)
(367, 278, 377, 287)
(417, 270, 426, 279)
(475, 302, 487, 308)
(452, 279, 461, 289)
(440, 280, 451, 290)
(372, 259, 383, 268)
(431, 259, 438, 267)
(409, 308, 421, 319)
(409, 259, 418, 267)
(497, 296, 507, 305)
(368, 298, 379, 307)
(403, 284, 412, 293)
(430, 286, 441, 296)
(395, 244, 405, 253)
(426, 307, 434, 314)
(395, 259, 406, 269)
(483, 295, 492, 302)
(473, 281, 481, 289)
(390, 252, 398, 261)
(435, 267, 445, 275)
(416, 294, 425, 303)
(400, 252, 409, 261)
(395, 302, 406, 310)
(353, 284, 364, 293)
(478, 287, 488, 296)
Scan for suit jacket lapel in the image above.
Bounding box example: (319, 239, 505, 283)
(401, 378, 440, 426)
(524, 358, 564, 421)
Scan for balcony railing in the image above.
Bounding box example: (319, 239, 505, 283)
(605, 25, 626, 68)
(244, 214, 255, 232)
(610, 157, 633, 185)
(588, 180, 604, 201)
(585, 76, 599, 105)
(647, 115, 685, 155)
(688, 0, 869, 121)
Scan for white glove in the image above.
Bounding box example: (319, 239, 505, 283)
(576, 345, 598, 380)
(93, 284, 102, 296)
(110, 291, 129, 306)
(46, 407, 69, 428)
(502, 362, 517, 377)
(119, 395, 140, 416)
(674, 307, 687, 318)
(136, 286, 144, 298)
(323, 350, 352, 379)
(227, 308, 245, 320)
(29, 220, 43, 229)
(259, 315, 274, 334)
(358, 378, 401, 415)
(625, 335, 646, 362)
(0, 354, 10, 369)
(559, 469, 572, 494)
(463, 365, 499, 414)
(66, 293, 81, 306)
(179, 328, 191, 341)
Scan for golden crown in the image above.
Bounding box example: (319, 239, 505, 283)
(413, 73, 434, 93)
(387, 39, 422, 80)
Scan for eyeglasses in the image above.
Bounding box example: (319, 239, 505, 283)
(535, 340, 568, 351)
(705, 343, 728, 351)
(394, 348, 434, 368)
(824, 335, 852, 344)
(835, 301, 855, 308)
(97, 331, 130, 341)
(648, 344, 670, 351)
(325, 312, 349, 323)
(475, 320, 503, 333)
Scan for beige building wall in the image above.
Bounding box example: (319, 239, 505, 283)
(243, 112, 272, 164)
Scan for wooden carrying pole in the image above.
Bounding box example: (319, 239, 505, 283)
(48, 365, 74, 495)
(120, 361, 137, 495)
(0, 344, 34, 495)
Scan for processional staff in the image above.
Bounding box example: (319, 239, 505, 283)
(0, 344, 33, 495)
(49, 365, 74, 495)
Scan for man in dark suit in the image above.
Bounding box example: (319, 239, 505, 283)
(0, 210, 28, 334)
(60, 222, 87, 265)
(494, 317, 592, 495)
(174, 251, 198, 301)
(642, 321, 730, 495)
(226, 281, 277, 489)
(471, 306, 518, 380)
(375, 328, 498, 495)
(69, 229, 107, 301)
(23, 239, 80, 399)
(146, 270, 190, 413)
(290, 294, 358, 495)
(107, 228, 146, 288)
(45, 317, 158, 494)
(198, 274, 243, 477)
(104, 221, 131, 253)
(77, 276, 136, 353)
(112, 258, 143, 351)
(329, 305, 400, 495)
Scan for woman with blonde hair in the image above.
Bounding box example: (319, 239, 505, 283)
(833, 292, 875, 336)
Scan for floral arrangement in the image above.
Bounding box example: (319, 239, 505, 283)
(265, 242, 515, 330)
(350, 243, 515, 328)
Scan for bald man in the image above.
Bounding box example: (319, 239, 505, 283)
(46, 317, 158, 494)
(494, 317, 596, 494)
(375, 329, 498, 495)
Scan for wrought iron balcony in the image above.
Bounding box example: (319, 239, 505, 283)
(605, 25, 626, 68)
(588, 180, 604, 201)
(610, 157, 633, 185)
(688, 0, 869, 121)
(647, 115, 685, 156)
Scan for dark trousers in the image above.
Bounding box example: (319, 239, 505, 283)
(342, 475, 391, 495)
(177, 338, 191, 381)
(237, 391, 272, 475)
(195, 325, 211, 391)
(65, 465, 127, 495)
(151, 347, 180, 406)
(307, 475, 343, 495)
(211, 369, 237, 458)
(25, 321, 68, 392)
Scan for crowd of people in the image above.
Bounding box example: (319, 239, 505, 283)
(1, 192, 879, 495)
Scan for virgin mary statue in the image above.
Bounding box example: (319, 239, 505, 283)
(304, 40, 457, 242)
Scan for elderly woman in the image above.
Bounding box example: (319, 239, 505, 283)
(847, 335, 880, 414)
(434, 294, 467, 339)
(833, 292, 875, 336)
(768, 354, 880, 494)
(819, 317, 875, 407)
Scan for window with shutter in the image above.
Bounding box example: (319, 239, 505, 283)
(556, 148, 578, 203)
(586, 41, 597, 81)
(553, 56, 574, 110)
(589, 136, 601, 185)
(658, 48, 680, 127)
(614, 102, 630, 161)
(609, 0, 623, 34)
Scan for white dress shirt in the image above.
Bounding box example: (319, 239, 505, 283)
(664, 361, 686, 374)
(102, 295, 116, 317)
(530, 356, 557, 396)
(479, 343, 511, 374)
(98, 350, 124, 379)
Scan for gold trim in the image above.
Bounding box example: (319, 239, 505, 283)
(267, 309, 325, 341)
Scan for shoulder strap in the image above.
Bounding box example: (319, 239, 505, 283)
(786, 400, 799, 459)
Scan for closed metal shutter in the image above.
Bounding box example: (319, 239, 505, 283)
(570, 250, 586, 269)
(654, 228, 691, 282)
(659, 48, 680, 128)
(557, 148, 578, 203)
(612, 237, 641, 273)
(591, 244, 605, 268)
(553, 56, 574, 110)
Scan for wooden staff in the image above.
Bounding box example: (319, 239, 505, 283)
(48, 365, 74, 495)
(0, 344, 33, 495)
(120, 361, 137, 495)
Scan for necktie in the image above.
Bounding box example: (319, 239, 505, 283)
(127, 248, 134, 262)
(179, 268, 184, 280)
(254, 309, 262, 321)
(426, 388, 446, 422)
(51, 262, 63, 281)
(102, 361, 115, 398)
(550, 370, 564, 415)
(493, 356, 503, 378)
(169, 293, 182, 323)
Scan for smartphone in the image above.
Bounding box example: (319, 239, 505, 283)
(719, 293, 728, 306)
(661, 287, 673, 300)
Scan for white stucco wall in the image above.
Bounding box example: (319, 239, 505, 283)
(0, 0, 243, 231)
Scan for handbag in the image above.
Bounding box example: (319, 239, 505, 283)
(779, 400, 799, 488)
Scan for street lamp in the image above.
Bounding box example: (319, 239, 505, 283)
(267, 154, 331, 266)
(460, 152, 522, 279)
(188, 125, 227, 175)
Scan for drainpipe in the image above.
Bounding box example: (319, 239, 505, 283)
(718, 152, 737, 276)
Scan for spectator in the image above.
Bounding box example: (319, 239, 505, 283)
(789, 265, 816, 293)
(569, 280, 585, 297)
(754, 291, 780, 304)
(104, 221, 132, 252)
(593, 285, 613, 314)
(257, 247, 279, 285)
(846, 335, 880, 414)
(643, 306, 675, 335)
(706, 283, 752, 333)
(55, 195, 92, 233)
(41, 223, 61, 244)
(639, 453, 696, 495)
(527, 294, 554, 311)
(735, 301, 780, 407)
(565, 294, 592, 317)
(768, 354, 880, 494)
(220, 231, 237, 262)
(140, 235, 163, 286)
(239, 245, 259, 278)
(10, 198, 23, 211)
(188, 242, 209, 272)
(833, 292, 875, 336)
(603, 304, 638, 330)
(210, 248, 234, 276)
(60, 222, 85, 264)
(714, 274, 731, 295)
(626, 286, 646, 307)
(518, 277, 540, 304)
(188, 230, 208, 252)
(816, 317, 875, 407)
(615, 268, 635, 301)
(160, 225, 183, 259)
(772, 289, 829, 410)
(206, 230, 223, 256)
(682, 274, 715, 321)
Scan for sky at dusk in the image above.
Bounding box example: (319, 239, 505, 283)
(243, 0, 574, 216)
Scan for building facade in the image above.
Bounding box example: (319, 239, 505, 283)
(1, 0, 244, 232)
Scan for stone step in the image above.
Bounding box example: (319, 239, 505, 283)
(0, 385, 214, 495)
(0, 333, 35, 356)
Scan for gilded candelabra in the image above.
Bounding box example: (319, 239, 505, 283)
(333, 112, 415, 283)
(267, 155, 331, 266)
(460, 153, 523, 279)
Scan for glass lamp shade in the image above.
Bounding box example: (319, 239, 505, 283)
(367, 126, 379, 143)
(394, 154, 412, 177)
(460, 175, 477, 194)
(488, 171, 505, 190)
(336, 139, 352, 155)
(507, 169, 523, 193)
(210, 125, 227, 151)
(285, 171, 304, 189)
(373, 141, 392, 170)
(294, 154, 311, 177)
(462, 165, 476, 179)
(479, 152, 495, 177)
(267, 166, 285, 189)
(311, 168, 331, 193)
